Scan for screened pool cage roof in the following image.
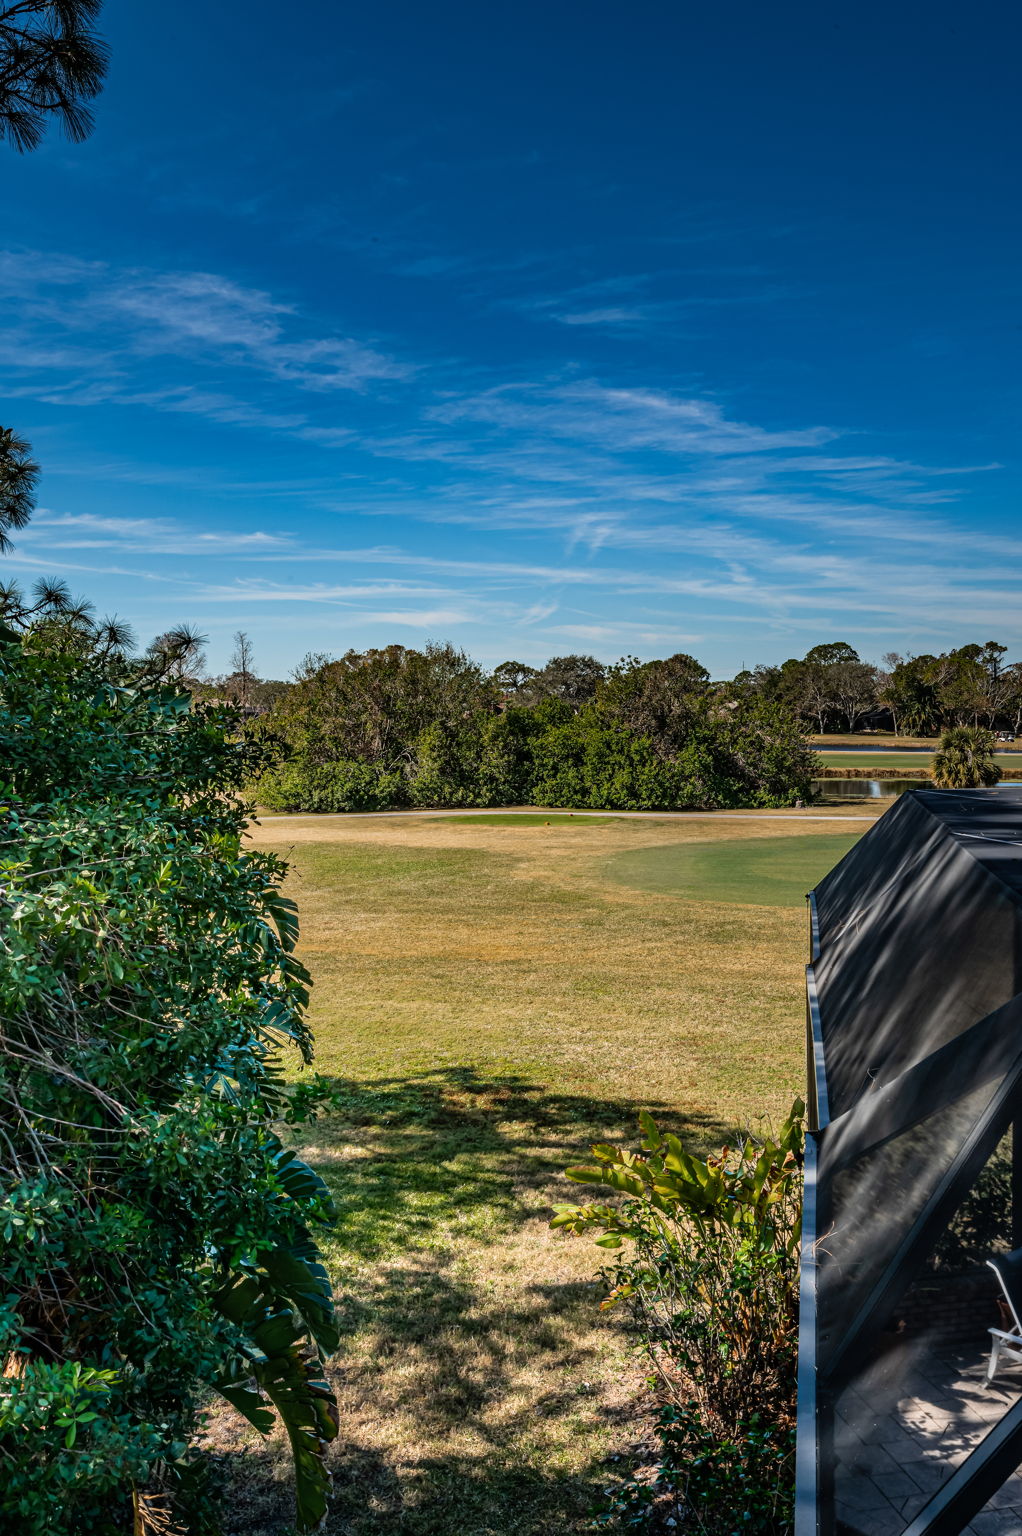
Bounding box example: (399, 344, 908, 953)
(798, 786, 1022, 1536)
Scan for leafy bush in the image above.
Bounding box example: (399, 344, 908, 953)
(253, 648, 816, 814)
(531, 720, 691, 810)
(476, 706, 547, 804)
(931, 1134, 1013, 1274)
(409, 708, 550, 806)
(410, 720, 492, 807)
(257, 756, 407, 812)
(596, 1404, 795, 1535)
(597, 660, 817, 809)
(0, 617, 339, 1534)
(553, 1104, 803, 1534)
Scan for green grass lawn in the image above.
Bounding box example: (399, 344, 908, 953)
(823, 749, 1020, 768)
(218, 812, 872, 1535)
(812, 733, 1022, 752)
(604, 831, 862, 906)
(433, 812, 618, 825)
(817, 750, 932, 770)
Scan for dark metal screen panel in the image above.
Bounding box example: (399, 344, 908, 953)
(797, 788, 1022, 1536)
(813, 793, 1022, 1120)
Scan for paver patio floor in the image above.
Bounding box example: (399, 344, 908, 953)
(834, 1338, 1022, 1534)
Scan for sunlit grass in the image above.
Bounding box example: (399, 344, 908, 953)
(215, 811, 873, 1534)
(604, 831, 862, 907)
(431, 812, 618, 825)
(818, 750, 1017, 771)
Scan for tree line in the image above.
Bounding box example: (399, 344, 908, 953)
(201, 635, 1022, 816)
(207, 636, 1022, 751)
(248, 644, 818, 812)
(736, 640, 1022, 736)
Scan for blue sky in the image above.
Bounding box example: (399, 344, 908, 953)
(3, 0, 1022, 678)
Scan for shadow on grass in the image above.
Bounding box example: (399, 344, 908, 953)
(216, 1269, 643, 1536)
(213, 1070, 727, 1535)
(215, 1259, 635, 1535)
(217, 1441, 630, 1536)
(301, 1066, 728, 1264)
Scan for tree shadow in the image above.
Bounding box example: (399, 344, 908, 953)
(214, 1253, 643, 1535)
(297, 1065, 728, 1265)
(213, 1069, 729, 1534)
(216, 1439, 630, 1536)
(216, 1251, 647, 1536)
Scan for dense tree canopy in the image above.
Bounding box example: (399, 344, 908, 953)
(736, 642, 880, 734)
(881, 645, 1022, 735)
(598, 652, 710, 744)
(0, 586, 338, 1534)
(254, 644, 817, 813)
(491, 658, 539, 698)
(491, 653, 607, 707)
(736, 639, 1022, 737)
(268, 642, 493, 766)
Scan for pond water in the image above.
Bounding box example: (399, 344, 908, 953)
(811, 777, 927, 800)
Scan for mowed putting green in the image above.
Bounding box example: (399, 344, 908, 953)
(605, 831, 862, 906)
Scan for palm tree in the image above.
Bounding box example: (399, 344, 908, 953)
(147, 624, 209, 683)
(0, 0, 108, 152)
(1, 5, 108, 548)
(0, 426, 38, 551)
(932, 726, 1001, 789)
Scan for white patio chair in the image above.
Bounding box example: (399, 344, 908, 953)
(986, 1248, 1022, 1382)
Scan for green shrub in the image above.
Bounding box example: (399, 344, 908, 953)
(531, 720, 690, 810)
(597, 1403, 795, 1535)
(257, 757, 407, 812)
(477, 706, 545, 804)
(410, 720, 491, 807)
(0, 627, 339, 1534)
(553, 1104, 803, 1533)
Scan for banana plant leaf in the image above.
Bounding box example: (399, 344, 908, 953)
(212, 1226, 340, 1533)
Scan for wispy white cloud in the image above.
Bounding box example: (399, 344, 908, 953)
(548, 622, 703, 643)
(105, 268, 413, 390)
(556, 307, 646, 326)
(6, 244, 1021, 671)
(424, 379, 836, 456)
(351, 608, 471, 628)
(196, 579, 457, 602)
(20, 510, 291, 556)
(501, 267, 790, 334)
(0, 250, 416, 443)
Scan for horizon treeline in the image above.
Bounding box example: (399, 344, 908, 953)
(734, 640, 1022, 736)
(239, 644, 818, 813)
(191, 633, 1022, 814)
(206, 635, 1022, 739)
